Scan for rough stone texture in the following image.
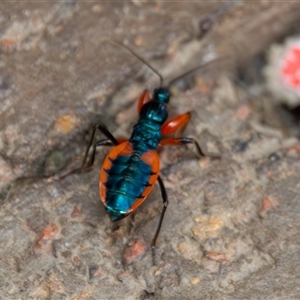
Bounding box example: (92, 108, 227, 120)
(1, 1, 300, 299)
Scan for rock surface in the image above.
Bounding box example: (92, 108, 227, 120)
(1, 2, 300, 299)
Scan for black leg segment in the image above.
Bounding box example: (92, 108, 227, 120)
(81, 123, 119, 169)
(176, 137, 205, 157)
(84, 138, 116, 169)
(163, 136, 220, 158)
(151, 175, 169, 264)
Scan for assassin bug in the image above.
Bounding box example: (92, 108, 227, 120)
(69, 44, 216, 262)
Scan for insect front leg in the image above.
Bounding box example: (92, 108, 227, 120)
(74, 123, 119, 171)
(53, 123, 121, 179)
(161, 112, 191, 137)
(83, 136, 128, 169)
(82, 138, 113, 170)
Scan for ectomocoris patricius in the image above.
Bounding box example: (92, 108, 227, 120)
(64, 44, 216, 263)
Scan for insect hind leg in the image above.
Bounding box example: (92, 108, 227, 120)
(151, 175, 168, 265)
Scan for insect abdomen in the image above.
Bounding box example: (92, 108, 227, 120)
(104, 154, 152, 221)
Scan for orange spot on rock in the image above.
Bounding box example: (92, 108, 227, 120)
(72, 256, 81, 265)
(191, 277, 200, 285)
(42, 223, 59, 239)
(32, 17, 42, 26)
(286, 144, 300, 157)
(195, 77, 213, 94)
(37, 223, 59, 245)
(54, 114, 78, 134)
(1, 38, 18, 53)
(178, 242, 187, 254)
(134, 37, 143, 46)
(123, 239, 146, 264)
(34, 223, 59, 255)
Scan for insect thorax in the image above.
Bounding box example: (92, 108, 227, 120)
(130, 101, 168, 153)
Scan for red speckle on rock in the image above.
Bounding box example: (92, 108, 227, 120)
(258, 196, 279, 217)
(1, 38, 18, 53)
(204, 251, 230, 264)
(42, 223, 59, 239)
(34, 223, 59, 255)
(36, 223, 59, 246)
(89, 266, 103, 280)
(71, 206, 82, 218)
(235, 104, 250, 120)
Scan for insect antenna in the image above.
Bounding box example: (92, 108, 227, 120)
(110, 41, 164, 87)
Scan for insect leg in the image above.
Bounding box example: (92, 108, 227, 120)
(161, 112, 191, 137)
(159, 137, 206, 157)
(84, 137, 129, 170)
(81, 123, 119, 169)
(54, 124, 120, 179)
(83, 139, 114, 169)
(151, 175, 168, 265)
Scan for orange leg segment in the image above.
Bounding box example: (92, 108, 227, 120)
(138, 89, 151, 112)
(161, 112, 191, 137)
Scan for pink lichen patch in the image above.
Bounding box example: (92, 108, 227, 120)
(235, 104, 250, 120)
(123, 239, 146, 264)
(280, 46, 300, 91)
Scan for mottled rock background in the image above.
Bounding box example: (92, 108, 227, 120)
(1, 1, 300, 299)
